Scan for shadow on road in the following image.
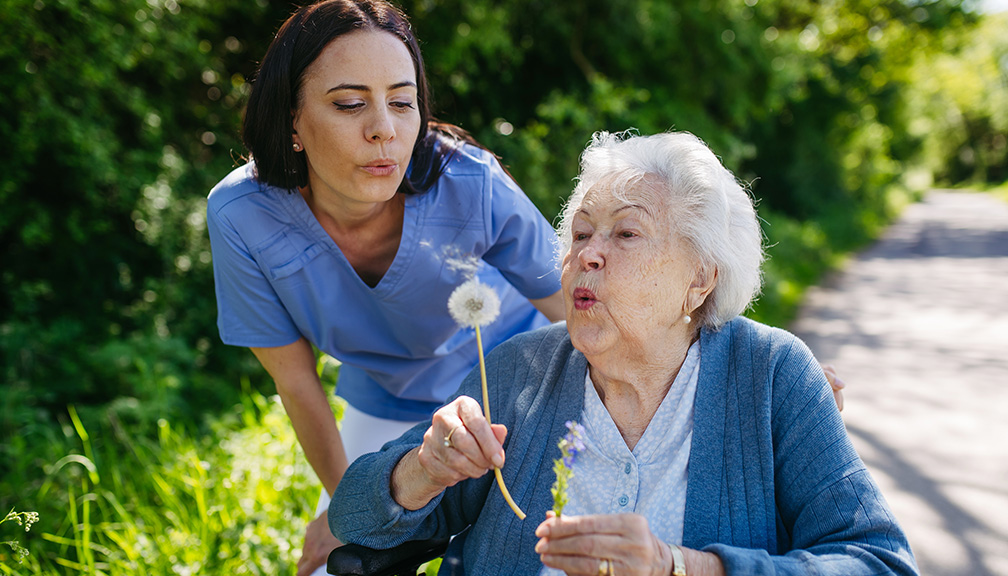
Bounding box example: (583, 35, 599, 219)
(791, 191, 1008, 576)
(846, 422, 991, 575)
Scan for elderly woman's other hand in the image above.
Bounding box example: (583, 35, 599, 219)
(534, 512, 708, 576)
(536, 512, 727, 576)
(535, 512, 668, 576)
(820, 362, 846, 411)
(390, 396, 507, 510)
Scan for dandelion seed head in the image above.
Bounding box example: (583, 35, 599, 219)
(442, 246, 481, 279)
(448, 279, 501, 328)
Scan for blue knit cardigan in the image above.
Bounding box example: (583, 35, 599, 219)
(331, 318, 919, 576)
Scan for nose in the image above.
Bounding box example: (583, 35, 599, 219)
(577, 237, 604, 270)
(368, 107, 395, 142)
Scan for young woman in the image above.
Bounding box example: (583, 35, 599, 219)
(206, 2, 563, 574)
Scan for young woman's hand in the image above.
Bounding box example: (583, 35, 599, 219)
(296, 510, 341, 576)
(820, 362, 846, 411)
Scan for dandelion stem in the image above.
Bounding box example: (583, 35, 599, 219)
(476, 325, 491, 419)
(475, 325, 526, 520)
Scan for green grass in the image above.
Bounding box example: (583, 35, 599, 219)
(988, 180, 1008, 203)
(0, 384, 330, 575)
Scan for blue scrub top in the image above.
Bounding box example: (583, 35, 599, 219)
(207, 143, 561, 420)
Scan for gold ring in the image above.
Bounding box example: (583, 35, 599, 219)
(597, 559, 609, 576)
(443, 425, 462, 448)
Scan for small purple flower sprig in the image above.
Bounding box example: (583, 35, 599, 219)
(550, 421, 586, 517)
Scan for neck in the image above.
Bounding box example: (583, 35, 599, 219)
(587, 328, 697, 450)
(300, 185, 401, 232)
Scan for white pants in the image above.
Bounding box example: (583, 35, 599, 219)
(308, 402, 424, 576)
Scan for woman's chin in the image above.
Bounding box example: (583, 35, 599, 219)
(567, 325, 615, 359)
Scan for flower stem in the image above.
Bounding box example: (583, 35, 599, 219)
(475, 325, 526, 520)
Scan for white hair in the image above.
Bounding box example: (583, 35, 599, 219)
(556, 130, 765, 329)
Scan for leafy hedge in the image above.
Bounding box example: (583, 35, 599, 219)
(1, 0, 1001, 432)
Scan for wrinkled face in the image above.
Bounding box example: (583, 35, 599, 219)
(561, 176, 701, 360)
(292, 30, 421, 206)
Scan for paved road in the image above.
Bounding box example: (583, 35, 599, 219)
(791, 191, 1008, 576)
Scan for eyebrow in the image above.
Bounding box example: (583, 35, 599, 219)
(576, 203, 649, 218)
(326, 81, 417, 94)
(625, 203, 654, 217)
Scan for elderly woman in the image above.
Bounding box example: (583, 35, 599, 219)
(330, 131, 918, 576)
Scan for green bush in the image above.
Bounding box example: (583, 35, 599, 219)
(0, 0, 992, 423)
(0, 0, 290, 418)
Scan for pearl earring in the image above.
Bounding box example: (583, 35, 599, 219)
(293, 142, 302, 152)
(683, 314, 691, 325)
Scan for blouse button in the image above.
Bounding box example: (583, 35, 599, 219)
(618, 495, 629, 506)
(624, 462, 632, 474)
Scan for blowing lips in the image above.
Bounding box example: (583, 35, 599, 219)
(572, 287, 597, 311)
(361, 158, 398, 177)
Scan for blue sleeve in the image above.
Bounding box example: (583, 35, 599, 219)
(329, 362, 497, 547)
(206, 197, 302, 348)
(480, 154, 561, 300)
(707, 331, 919, 576)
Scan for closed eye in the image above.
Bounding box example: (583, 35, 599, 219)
(334, 102, 364, 111)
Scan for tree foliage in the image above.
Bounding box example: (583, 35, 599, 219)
(0, 0, 283, 426)
(0, 0, 1002, 430)
(906, 11, 1008, 184)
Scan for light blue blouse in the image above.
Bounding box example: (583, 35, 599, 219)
(206, 143, 560, 420)
(539, 340, 699, 576)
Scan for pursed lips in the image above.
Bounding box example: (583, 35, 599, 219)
(572, 287, 597, 311)
(361, 159, 397, 177)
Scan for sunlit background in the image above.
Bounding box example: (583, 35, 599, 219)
(1, 0, 1006, 573)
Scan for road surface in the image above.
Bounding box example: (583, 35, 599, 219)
(791, 190, 1008, 576)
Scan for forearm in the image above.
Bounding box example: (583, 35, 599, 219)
(277, 380, 349, 494)
(529, 290, 565, 323)
(251, 340, 349, 495)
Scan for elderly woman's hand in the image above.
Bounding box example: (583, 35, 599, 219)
(535, 512, 673, 576)
(390, 395, 507, 510)
(536, 512, 727, 576)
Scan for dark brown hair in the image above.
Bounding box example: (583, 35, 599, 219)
(242, 0, 474, 192)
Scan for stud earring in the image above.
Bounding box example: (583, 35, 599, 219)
(683, 314, 691, 325)
(293, 142, 302, 152)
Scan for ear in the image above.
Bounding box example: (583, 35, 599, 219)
(291, 109, 303, 150)
(685, 265, 717, 315)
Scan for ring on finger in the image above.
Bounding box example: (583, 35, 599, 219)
(443, 424, 463, 448)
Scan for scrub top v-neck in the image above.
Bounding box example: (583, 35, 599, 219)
(207, 142, 561, 420)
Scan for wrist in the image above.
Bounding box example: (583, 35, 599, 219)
(391, 447, 442, 510)
(650, 536, 679, 576)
